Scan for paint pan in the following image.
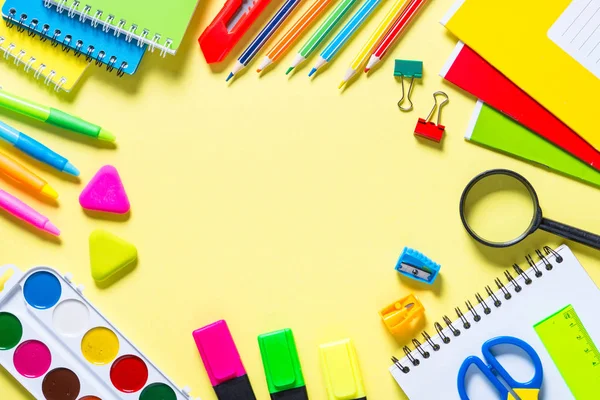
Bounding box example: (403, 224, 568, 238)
(0, 265, 198, 400)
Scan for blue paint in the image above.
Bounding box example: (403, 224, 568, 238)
(23, 271, 62, 309)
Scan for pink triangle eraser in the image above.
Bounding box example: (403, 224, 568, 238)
(79, 165, 130, 214)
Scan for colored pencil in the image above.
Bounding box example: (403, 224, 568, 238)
(0, 151, 58, 199)
(365, 0, 428, 72)
(286, 0, 360, 74)
(257, 0, 335, 72)
(227, 0, 303, 81)
(339, 0, 410, 88)
(309, 0, 383, 77)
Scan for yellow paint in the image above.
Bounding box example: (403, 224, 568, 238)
(1, 0, 599, 399)
(81, 327, 119, 365)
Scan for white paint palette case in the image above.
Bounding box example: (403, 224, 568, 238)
(0, 265, 199, 400)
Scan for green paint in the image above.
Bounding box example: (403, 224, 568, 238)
(47, 109, 101, 139)
(0, 91, 49, 121)
(467, 103, 600, 187)
(139, 383, 177, 400)
(534, 305, 600, 399)
(0, 312, 23, 350)
(258, 328, 305, 394)
(298, 0, 360, 58)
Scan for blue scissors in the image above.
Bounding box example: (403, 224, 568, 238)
(457, 336, 543, 400)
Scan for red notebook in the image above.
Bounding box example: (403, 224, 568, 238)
(440, 42, 600, 171)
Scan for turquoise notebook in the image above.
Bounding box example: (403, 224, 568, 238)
(466, 101, 600, 188)
(43, 0, 200, 56)
(3, 0, 146, 75)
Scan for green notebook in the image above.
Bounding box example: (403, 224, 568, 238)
(466, 101, 600, 188)
(46, 0, 199, 55)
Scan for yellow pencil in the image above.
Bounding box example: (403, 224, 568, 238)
(339, 0, 410, 88)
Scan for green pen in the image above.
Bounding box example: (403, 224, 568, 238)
(0, 89, 115, 142)
(258, 328, 307, 400)
(286, 0, 360, 74)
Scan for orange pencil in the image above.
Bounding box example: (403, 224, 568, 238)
(0, 151, 58, 199)
(257, 0, 334, 72)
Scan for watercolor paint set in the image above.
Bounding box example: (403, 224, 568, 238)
(0, 265, 197, 400)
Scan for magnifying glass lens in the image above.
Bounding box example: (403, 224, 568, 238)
(463, 174, 536, 244)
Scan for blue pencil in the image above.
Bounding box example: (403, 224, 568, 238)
(308, 0, 383, 77)
(226, 0, 303, 81)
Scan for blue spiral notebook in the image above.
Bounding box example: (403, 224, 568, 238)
(2, 0, 146, 76)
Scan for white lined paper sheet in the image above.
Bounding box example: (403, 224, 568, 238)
(548, 0, 600, 79)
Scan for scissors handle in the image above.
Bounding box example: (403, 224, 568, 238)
(482, 336, 544, 390)
(539, 217, 600, 250)
(457, 356, 510, 400)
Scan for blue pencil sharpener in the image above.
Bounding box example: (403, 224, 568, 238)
(395, 247, 441, 285)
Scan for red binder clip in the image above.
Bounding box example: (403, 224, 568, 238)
(199, 0, 274, 64)
(414, 91, 449, 142)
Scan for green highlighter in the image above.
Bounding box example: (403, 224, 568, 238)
(258, 329, 308, 400)
(0, 89, 115, 142)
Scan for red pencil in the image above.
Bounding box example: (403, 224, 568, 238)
(364, 0, 428, 72)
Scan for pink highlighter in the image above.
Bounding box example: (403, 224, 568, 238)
(192, 320, 256, 400)
(0, 189, 59, 236)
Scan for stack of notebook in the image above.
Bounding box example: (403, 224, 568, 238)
(439, 0, 600, 188)
(0, 0, 200, 92)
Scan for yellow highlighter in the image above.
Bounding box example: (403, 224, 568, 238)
(339, 0, 410, 88)
(319, 339, 367, 400)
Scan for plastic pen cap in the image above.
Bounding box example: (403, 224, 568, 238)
(258, 329, 308, 400)
(192, 320, 256, 400)
(319, 339, 366, 400)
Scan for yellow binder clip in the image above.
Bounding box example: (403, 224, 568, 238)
(319, 339, 366, 400)
(379, 294, 425, 335)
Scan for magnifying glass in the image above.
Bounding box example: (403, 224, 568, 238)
(459, 169, 600, 249)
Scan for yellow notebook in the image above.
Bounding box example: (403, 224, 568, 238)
(0, 21, 88, 92)
(442, 0, 600, 150)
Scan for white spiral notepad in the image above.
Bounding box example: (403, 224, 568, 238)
(390, 245, 600, 400)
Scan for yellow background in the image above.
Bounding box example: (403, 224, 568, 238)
(1, 0, 599, 399)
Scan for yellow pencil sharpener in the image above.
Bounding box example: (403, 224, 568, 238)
(379, 294, 425, 335)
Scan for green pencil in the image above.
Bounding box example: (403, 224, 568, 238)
(286, 0, 361, 74)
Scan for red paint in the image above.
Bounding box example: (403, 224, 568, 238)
(109, 355, 148, 393)
(442, 44, 600, 170)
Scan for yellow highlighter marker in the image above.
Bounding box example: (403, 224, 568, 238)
(319, 339, 366, 400)
(339, 0, 410, 88)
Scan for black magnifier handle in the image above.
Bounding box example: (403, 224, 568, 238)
(539, 218, 600, 250)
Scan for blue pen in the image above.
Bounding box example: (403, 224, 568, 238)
(309, 0, 383, 76)
(0, 121, 79, 176)
(226, 0, 303, 82)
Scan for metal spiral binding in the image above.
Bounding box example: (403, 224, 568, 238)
(391, 247, 563, 374)
(43, 0, 174, 57)
(526, 254, 543, 277)
(6, 7, 128, 76)
(0, 34, 67, 91)
(512, 263, 532, 285)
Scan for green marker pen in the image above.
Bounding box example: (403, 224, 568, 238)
(0, 89, 115, 142)
(286, 0, 360, 74)
(258, 328, 308, 400)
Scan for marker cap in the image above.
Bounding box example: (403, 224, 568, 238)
(319, 339, 366, 400)
(193, 320, 256, 400)
(258, 329, 307, 399)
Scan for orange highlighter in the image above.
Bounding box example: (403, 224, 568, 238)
(199, 0, 276, 64)
(0, 151, 58, 199)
